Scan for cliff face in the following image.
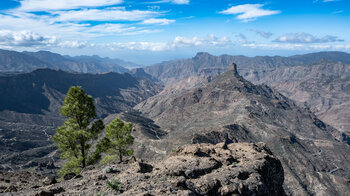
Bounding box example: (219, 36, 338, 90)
(1, 142, 285, 196)
(134, 66, 350, 195)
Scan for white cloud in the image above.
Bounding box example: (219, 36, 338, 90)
(151, 0, 190, 4)
(87, 23, 136, 34)
(242, 43, 350, 51)
(57, 41, 91, 48)
(250, 29, 273, 39)
(0, 30, 90, 49)
(142, 18, 175, 25)
(0, 7, 167, 40)
(274, 32, 344, 43)
(52, 8, 160, 22)
(220, 4, 280, 21)
(105, 35, 232, 51)
(0, 0, 179, 50)
(313, 0, 340, 3)
(17, 0, 123, 11)
(172, 0, 189, 4)
(172, 35, 231, 47)
(121, 29, 162, 35)
(323, 0, 339, 2)
(0, 30, 57, 47)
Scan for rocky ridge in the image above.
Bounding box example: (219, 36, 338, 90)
(0, 49, 139, 73)
(1, 142, 285, 196)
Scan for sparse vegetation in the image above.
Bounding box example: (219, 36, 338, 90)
(52, 86, 135, 177)
(99, 118, 134, 164)
(105, 178, 122, 191)
(53, 86, 104, 176)
(95, 191, 108, 196)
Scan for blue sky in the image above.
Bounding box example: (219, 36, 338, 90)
(0, 0, 349, 65)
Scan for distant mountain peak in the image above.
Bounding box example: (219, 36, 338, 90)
(194, 52, 212, 58)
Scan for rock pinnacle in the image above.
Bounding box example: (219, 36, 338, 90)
(229, 63, 238, 76)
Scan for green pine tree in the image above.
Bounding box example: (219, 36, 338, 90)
(53, 86, 104, 176)
(101, 118, 134, 164)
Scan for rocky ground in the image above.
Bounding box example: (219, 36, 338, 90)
(0, 142, 284, 196)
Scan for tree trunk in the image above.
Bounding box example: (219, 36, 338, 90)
(119, 149, 122, 162)
(81, 141, 86, 168)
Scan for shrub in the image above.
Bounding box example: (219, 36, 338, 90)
(106, 178, 122, 191)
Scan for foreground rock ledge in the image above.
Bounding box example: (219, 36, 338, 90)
(8, 142, 285, 195)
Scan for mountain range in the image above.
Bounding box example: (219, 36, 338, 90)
(1, 50, 350, 195)
(143, 51, 350, 136)
(0, 49, 140, 73)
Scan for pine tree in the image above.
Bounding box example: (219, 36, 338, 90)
(53, 86, 104, 176)
(101, 118, 134, 164)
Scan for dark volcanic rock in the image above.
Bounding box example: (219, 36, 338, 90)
(9, 142, 284, 196)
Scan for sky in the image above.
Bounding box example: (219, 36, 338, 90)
(0, 0, 349, 65)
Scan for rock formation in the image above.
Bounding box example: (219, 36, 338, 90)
(1, 142, 285, 196)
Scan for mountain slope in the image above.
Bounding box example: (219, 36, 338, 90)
(23, 51, 129, 73)
(290, 51, 350, 64)
(0, 69, 161, 172)
(245, 60, 350, 135)
(134, 64, 350, 195)
(144, 51, 350, 135)
(0, 49, 55, 72)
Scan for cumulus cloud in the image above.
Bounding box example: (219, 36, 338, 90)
(105, 35, 232, 51)
(220, 4, 280, 21)
(250, 29, 273, 39)
(274, 32, 344, 43)
(0, 30, 57, 47)
(142, 18, 175, 25)
(172, 35, 231, 47)
(0, 30, 90, 48)
(57, 41, 91, 48)
(17, 0, 123, 11)
(242, 43, 350, 51)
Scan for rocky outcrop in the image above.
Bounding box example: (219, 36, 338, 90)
(2, 142, 285, 195)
